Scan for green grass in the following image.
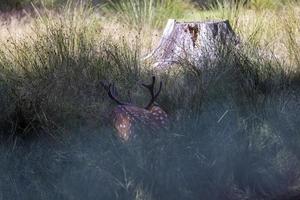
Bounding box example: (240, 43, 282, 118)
(0, 1, 299, 199)
(103, 0, 191, 29)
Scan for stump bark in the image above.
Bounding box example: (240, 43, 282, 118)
(144, 19, 239, 68)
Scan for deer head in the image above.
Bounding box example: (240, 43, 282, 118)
(101, 76, 168, 141)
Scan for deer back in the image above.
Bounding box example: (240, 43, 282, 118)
(112, 105, 168, 141)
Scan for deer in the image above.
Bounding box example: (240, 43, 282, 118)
(101, 76, 168, 141)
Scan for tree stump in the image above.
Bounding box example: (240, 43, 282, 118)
(143, 19, 239, 68)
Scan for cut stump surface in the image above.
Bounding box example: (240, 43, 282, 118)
(144, 19, 239, 68)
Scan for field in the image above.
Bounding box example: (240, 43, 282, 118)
(0, 0, 300, 199)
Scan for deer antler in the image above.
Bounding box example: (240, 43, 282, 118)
(142, 76, 162, 110)
(100, 81, 124, 105)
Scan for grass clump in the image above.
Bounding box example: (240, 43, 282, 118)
(104, 0, 192, 29)
(0, 2, 103, 134)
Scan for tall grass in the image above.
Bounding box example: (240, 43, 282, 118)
(248, 0, 298, 10)
(0, 1, 299, 200)
(193, 0, 299, 9)
(0, 2, 103, 134)
(103, 0, 192, 29)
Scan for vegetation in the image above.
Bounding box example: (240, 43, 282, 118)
(0, 0, 299, 199)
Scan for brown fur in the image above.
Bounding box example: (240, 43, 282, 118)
(112, 105, 168, 141)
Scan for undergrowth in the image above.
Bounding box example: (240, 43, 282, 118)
(0, 1, 299, 200)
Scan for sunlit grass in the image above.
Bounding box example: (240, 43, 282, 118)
(103, 0, 193, 29)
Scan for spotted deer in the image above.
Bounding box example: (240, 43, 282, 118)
(102, 76, 168, 141)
